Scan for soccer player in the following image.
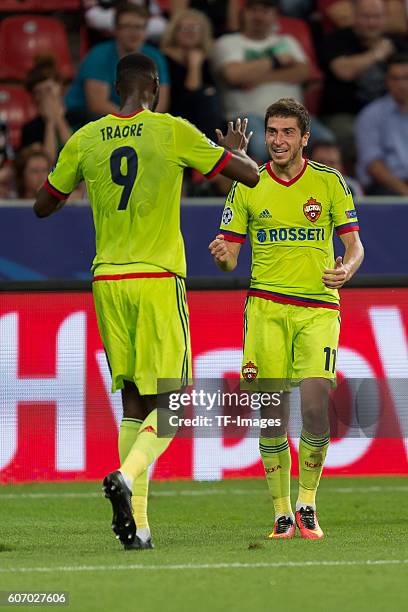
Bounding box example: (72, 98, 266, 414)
(33, 53, 259, 550)
(209, 98, 364, 539)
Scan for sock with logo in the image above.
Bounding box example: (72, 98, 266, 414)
(118, 418, 150, 540)
(120, 409, 174, 484)
(297, 429, 330, 510)
(259, 435, 292, 518)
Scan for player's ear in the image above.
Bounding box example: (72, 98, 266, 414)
(151, 78, 160, 112)
(302, 132, 310, 148)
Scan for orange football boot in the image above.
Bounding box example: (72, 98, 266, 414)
(268, 515, 295, 539)
(295, 506, 324, 539)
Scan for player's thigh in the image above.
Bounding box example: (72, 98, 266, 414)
(92, 280, 135, 382)
(135, 276, 192, 394)
(243, 297, 293, 383)
(292, 307, 340, 381)
(92, 280, 136, 362)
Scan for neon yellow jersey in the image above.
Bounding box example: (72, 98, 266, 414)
(219, 159, 360, 308)
(45, 109, 230, 277)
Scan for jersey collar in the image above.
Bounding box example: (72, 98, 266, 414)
(109, 108, 146, 119)
(266, 158, 308, 186)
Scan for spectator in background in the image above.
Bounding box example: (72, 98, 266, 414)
(169, 0, 241, 38)
(66, 3, 169, 116)
(213, 0, 310, 161)
(355, 53, 408, 195)
(213, 0, 333, 161)
(83, 0, 167, 44)
(310, 140, 364, 197)
(321, 0, 408, 158)
(318, 0, 355, 32)
(279, 0, 315, 19)
(14, 145, 51, 199)
(0, 165, 14, 198)
(318, 0, 407, 35)
(161, 9, 223, 137)
(22, 57, 75, 165)
(0, 118, 14, 198)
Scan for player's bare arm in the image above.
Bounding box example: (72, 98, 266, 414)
(209, 233, 241, 272)
(215, 118, 259, 187)
(33, 187, 65, 218)
(322, 231, 364, 289)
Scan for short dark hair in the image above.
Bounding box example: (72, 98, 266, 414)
(25, 56, 60, 92)
(114, 2, 149, 28)
(116, 52, 158, 95)
(264, 98, 311, 135)
(387, 52, 408, 70)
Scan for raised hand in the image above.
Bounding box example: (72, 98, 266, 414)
(215, 117, 253, 152)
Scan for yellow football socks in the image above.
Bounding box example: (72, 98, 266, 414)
(297, 430, 330, 509)
(118, 417, 150, 530)
(259, 435, 292, 517)
(120, 409, 173, 484)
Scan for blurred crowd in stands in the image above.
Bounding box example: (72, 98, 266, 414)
(0, 0, 408, 199)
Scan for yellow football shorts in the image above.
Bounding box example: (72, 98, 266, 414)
(242, 296, 340, 389)
(92, 275, 191, 395)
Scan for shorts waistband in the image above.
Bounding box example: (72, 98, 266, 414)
(93, 272, 176, 282)
(248, 288, 340, 310)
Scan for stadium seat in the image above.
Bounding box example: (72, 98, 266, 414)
(0, 16, 74, 81)
(31, 0, 81, 9)
(276, 17, 320, 76)
(0, 0, 80, 10)
(276, 16, 323, 114)
(0, 85, 36, 149)
(0, 0, 38, 11)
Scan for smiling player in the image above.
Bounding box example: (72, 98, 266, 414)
(209, 98, 364, 540)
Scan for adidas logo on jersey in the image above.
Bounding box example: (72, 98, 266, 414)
(259, 209, 272, 218)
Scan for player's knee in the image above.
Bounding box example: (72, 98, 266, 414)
(301, 404, 328, 434)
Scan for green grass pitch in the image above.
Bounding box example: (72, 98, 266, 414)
(0, 477, 407, 612)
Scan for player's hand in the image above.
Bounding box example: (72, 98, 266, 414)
(215, 118, 253, 152)
(208, 234, 230, 263)
(322, 256, 351, 288)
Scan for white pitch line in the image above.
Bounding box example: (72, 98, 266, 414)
(0, 559, 407, 574)
(1, 485, 408, 500)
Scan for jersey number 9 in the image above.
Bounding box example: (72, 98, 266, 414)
(110, 146, 138, 211)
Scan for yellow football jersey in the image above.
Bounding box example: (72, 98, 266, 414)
(46, 109, 230, 277)
(219, 159, 359, 308)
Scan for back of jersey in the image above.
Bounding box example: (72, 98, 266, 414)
(46, 109, 229, 277)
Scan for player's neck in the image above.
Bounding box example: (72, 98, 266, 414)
(270, 156, 306, 182)
(119, 96, 149, 117)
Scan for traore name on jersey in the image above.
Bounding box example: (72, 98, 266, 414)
(45, 110, 229, 278)
(100, 122, 143, 141)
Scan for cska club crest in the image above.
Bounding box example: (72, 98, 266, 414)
(303, 198, 322, 222)
(242, 361, 258, 382)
